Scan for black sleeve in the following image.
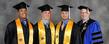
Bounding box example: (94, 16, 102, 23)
(33, 23, 39, 44)
(4, 23, 14, 44)
(71, 23, 82, 44)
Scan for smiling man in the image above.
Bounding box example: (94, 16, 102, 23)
(34, 4, 55, 44)
(4, 2, 34, 44)
(55, 5, 81, 44)
(77, 5, 104, 44)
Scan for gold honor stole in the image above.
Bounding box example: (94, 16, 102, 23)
(55, 20, 73, 44)
(38, 20, 55, 44)
(15, 18, 33, 44)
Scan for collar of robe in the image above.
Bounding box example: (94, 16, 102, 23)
(15, 18, 33, 44)
(42, 19, 49, 27)
(62, 19, 68, 26)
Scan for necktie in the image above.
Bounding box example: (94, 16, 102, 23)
(45, 23, 49, 28)
(82, 22, 87, 32)
(23, 20, 27, 27)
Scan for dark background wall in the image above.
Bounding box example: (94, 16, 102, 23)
(0, 0, 109, 44)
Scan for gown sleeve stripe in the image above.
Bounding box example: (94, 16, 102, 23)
(92, 31, 101, 36)
(92, 36, 102, 40)
(92, 39, 103, 44)
(92, 34, 102, 38)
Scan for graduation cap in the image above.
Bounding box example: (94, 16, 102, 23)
(13, 2, 29, 10)
(78, 5, 92, 11)
(58, 5, 73, 11)
(38, 4, 53, 12)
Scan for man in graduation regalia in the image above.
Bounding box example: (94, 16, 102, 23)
(77, 5, 104, 44)
(55, 5, 81, 44)
(34, 4, 55, 44)
(4, 2, 34, 44)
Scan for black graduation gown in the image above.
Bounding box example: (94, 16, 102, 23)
(58, 22, 82, 44)
(33, 23, 51, 44)
(4, 20, 34, 44)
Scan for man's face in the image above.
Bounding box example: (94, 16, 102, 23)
(41, 11, 51, 20)
(61, 11, 69, 20)
(18, 8, 27, 19)
(80, 9, 90, 20)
